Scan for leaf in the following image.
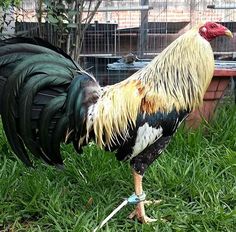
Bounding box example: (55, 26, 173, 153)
(44, 0, 54, 8)
(48, 14, 59, 24)
(67, 23, 78, 28)
(65, 0, 74, 4)
(67, 10, 78, 17)
(56, 3, 65, 10)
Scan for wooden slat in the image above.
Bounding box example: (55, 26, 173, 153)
(214, 68, 236, 77)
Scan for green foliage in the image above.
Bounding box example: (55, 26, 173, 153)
(0, 0, 21, 8)
(0, 102, 235, 231)
(43, 0, 103, 60)
(0, 0, 22, 34)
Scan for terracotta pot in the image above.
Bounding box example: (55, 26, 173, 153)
(186, 68, 235, 128)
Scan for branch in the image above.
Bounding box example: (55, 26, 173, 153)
(73, 0, 103, 61)
(36, 0, 43, 37)
(85, 0, 92, 25)
(82, 0, 102, 36)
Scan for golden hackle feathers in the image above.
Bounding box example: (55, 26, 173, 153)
(93, 80, 145, 148)
(92, 24, 215, 148)
(135, 27, 215, 112)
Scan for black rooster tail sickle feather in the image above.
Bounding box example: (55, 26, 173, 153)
(0, 36, 100, 166)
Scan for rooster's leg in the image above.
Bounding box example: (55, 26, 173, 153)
(128, 170, 157, 223)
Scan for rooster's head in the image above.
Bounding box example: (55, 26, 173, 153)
(199, 22, 233, 41)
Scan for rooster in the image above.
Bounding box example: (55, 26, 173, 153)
(0, 22, 233, 223)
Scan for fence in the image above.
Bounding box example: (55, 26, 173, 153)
(13, 0, 236, 84)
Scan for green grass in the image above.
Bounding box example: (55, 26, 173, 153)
(0, 103, 236, 232)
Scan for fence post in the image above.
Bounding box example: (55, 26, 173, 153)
(138, 0, 149, 58)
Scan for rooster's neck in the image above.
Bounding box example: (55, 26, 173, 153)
(131, 29, 215, 112)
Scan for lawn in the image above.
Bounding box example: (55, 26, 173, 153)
(0, 103, 235, 232)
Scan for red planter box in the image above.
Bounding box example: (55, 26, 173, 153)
(186, 68, 236, 128)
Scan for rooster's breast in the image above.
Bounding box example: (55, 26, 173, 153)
(114, 109, 189, 174)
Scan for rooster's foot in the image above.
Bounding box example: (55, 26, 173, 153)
(128, 209, 157, 223)
(128, 199, 162, 223)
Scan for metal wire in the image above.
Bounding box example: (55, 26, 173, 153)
(15, 0, 236, 85)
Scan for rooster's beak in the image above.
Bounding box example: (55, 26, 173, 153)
(225, 29, 233, 38)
